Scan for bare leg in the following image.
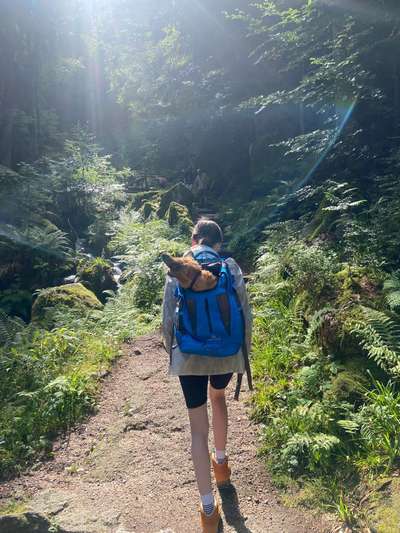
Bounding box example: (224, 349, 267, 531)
(209, 385, 228, 452)
(188, 402, 212, 496)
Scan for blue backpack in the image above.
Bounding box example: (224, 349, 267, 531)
(174, 249, 245, 357)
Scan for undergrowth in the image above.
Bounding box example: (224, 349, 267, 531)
(0, 209, 188, 480)
(248, 221, 400, 528)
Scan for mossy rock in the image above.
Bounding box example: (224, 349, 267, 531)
(31, 283, 102, 327)
(130, 190, 161, 210)
(141, 201, 158, 220)
(157, 182, 194, 218)
(166, 202, 193, 236)
(76, 257, 118, 303)
(324, 357, 370, 404)
(336, 264, 384, 306)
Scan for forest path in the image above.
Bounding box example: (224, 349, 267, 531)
(1, 334, 334, 533)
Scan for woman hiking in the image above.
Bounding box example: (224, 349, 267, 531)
(162, 218, 253, 532)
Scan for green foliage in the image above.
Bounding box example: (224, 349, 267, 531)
(108, 210, 186, 313)
(0, 202, 190, 478)
(249, 224, 400, 523)
(383, 272, 400, 312)
(0, 319, 118, 478)
(352, 307, 400, 378)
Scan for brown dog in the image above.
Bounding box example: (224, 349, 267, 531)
(161, 253, 217, 291)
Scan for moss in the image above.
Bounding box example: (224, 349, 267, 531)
(31, 282, 102, 327)
(166, 202, 193, 236)
(157, 182, 194, 218)
(0, 499, 28, 517)
(369, 477, 400, 532)
(129, 190, 161, 210)
(77, 257, 118, 302)
(141, 200, 158, 220)
(336, 264, 384, 307)
(325, 368, 367, 404)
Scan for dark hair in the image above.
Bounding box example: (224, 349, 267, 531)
(192, 218, 223, 247)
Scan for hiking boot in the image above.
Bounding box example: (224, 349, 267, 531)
(211, 453, 231, 487)
(199, 500, 222, 533)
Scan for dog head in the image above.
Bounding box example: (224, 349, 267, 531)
(161, 253, 217, 291)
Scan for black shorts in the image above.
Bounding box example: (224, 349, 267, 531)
(178, 373, 233, 409)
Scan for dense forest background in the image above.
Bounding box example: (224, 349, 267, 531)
(2, 1, 400, 530)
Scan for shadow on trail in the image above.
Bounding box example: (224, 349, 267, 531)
(218, 482, 253, 533)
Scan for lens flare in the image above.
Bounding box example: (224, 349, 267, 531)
(296, 98, 357, 190)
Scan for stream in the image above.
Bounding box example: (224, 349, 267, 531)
(62, 237, 123, 290)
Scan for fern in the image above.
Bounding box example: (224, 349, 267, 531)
(281, 432, 341, 472)
(0, 309, 26, 347)
(383, 271, 400, 311)
(352, 306, 400, 376)
(304, 306, 335, 349)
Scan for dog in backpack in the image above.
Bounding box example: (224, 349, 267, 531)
(161, 253, 218, 291)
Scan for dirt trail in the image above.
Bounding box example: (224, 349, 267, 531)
(0, 334, 334, 533)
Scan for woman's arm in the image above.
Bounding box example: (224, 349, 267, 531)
(226, 258, 253, 353)
(161, 275, 178, 354)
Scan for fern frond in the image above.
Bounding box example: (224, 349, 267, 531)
(304, 306, 335, 348)
(383, 272, 400, 311)
(352, 306, 400, 376)
(0, 309, 26, 347)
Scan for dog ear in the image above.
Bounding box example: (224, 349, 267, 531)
(161, 253, 174, 267)
(161, 253, 182, 271)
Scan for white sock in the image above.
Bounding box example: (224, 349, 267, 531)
(201, 492, 215, 516)
(215, 449, 226, 464)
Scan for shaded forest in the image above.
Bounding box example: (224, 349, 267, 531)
(2, 1, 400, 530)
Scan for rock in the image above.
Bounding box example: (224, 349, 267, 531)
(102, 511, 121, 527)
(130, 190, 161, 210)
(324, 358, 370, 404)
(123, 419, 148, 431)
(0, 512, 69, 533)
(31, 283, 103, 328)
(134, 349, 142, 355)
(76, 257, 118, 303)
(166, 202, 193, 236)
(141, 200, 158, 220)
(157, 182, 194, 218)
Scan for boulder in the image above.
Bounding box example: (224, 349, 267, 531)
(324, 357, 370, 404)
(130, 190, 161, 210)
(76, 257, 118, 302)
(166, 202, 193, 236)
(141, 201, 158, 220)
(157, 182, 194, 218)
(31, 283, 102, 327)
